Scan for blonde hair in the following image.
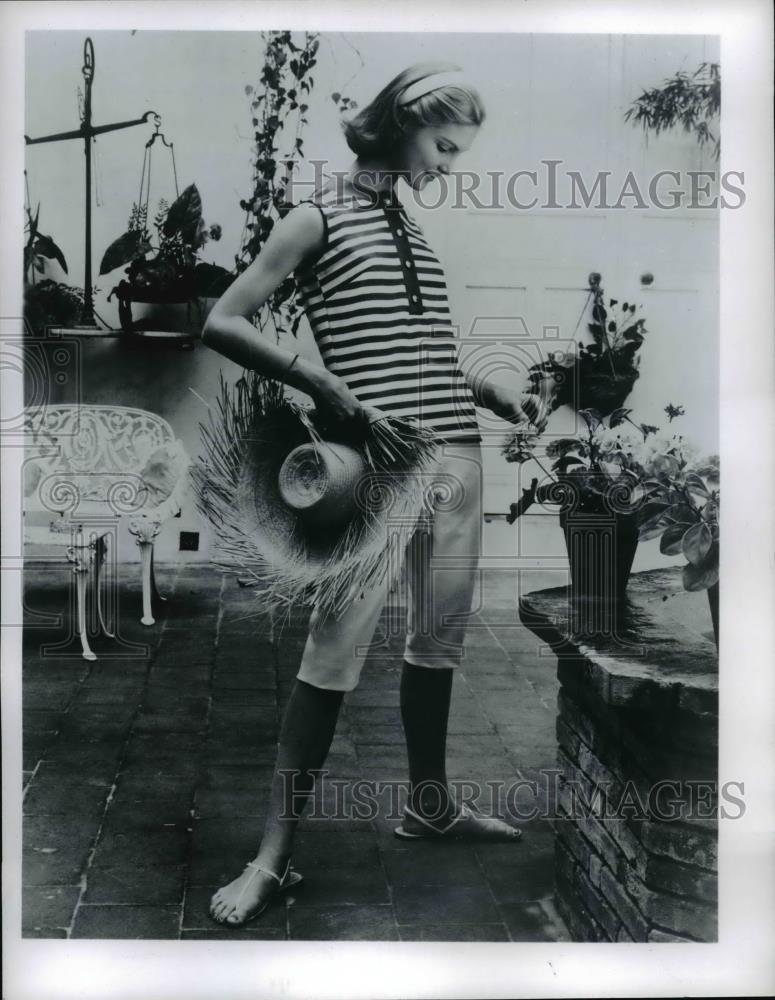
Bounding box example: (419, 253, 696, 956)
(342, 62, 486, 161)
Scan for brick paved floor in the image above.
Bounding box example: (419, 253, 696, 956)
(20, 561, 569, 941)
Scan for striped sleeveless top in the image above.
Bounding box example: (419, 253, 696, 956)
(293, 176, 481, 443)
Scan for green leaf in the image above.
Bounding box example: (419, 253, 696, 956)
(34, 234, 68, 274)
(587, 322, 605, 344)
(162, 183, 203, 242)
(682, 521, 713, 565)
(546, 438, 585, 461)
(682, 543, 719, 591)
(692, 456, 720, 484)
(637, 513, 671, 541)
(608, 406, 632, 428)
(663, 503, 697, 525)
(556, 456, 586, 472)
(684, 472, 710, 498)
(99, 230, 151, 275)
(650, 453, 682, 478)
(578, 409, 603, 433)
(660, 522, 689, 555)
(30, 203, 41, 237)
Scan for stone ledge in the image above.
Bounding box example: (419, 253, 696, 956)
(520, 567, 717, 726)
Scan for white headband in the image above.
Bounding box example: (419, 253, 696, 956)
(396, 70, 469, 107)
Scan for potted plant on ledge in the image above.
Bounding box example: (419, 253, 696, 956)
(23, 203, 87, 334)
(505, 405, 719, 645)
(504, 406, 644, 630)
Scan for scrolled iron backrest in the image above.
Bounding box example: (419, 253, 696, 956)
(24, 405, 182, 515)
(25, 405, 176, 473)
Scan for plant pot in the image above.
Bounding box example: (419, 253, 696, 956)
(560, 508, 639, 633)
(707, 580, 719, 649)
(576, 369, 639, 415)
(541, 358, 639, 417)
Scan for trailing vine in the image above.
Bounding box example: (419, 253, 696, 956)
(236, 30, 356, 341)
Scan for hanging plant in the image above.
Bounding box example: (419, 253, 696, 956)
(529, 272, 647, 417)
(624, 62, 721, 160)
(101, 183, 232, 331)
(101, 184, 228, 295)
(236, 30, 356, 341)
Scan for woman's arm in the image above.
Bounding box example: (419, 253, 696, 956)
(463, 364, 557, 432)
(202, 204, 367, 431)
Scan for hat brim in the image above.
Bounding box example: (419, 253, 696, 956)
(192, 373, 439, 622)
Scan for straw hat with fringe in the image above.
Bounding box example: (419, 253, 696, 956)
(191, 373, 439, 623)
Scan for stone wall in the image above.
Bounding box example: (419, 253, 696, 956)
(553, 624, 718, 941)
(520, 569, 719, 943)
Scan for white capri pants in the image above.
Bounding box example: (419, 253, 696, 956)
(296, 441, 483, 692)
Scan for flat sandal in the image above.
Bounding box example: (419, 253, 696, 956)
(210, 859, 303, 927)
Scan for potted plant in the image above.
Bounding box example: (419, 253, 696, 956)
(101, 184, 234, 333)
(23, 203, 87, 333)
(504, 406, 645, 622)
(505, 403, 720, 645)
(531, 272, 647, 417)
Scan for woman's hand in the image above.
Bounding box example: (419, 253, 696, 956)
(482, 371, 557, 432)
(308, 369, 370, 440)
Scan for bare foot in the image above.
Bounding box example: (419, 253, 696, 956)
(209, 858, 300, 926)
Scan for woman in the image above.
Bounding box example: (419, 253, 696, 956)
(203, 62, 554, 927)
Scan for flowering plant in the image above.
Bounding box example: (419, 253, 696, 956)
(504, 402, 720, 597)
(504, 406, 645, 520)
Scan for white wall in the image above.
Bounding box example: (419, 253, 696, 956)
(25, 31, 719, 571)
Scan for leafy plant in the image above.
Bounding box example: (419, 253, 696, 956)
(23, 203, 89, 332)
(24, 204, 68, 285)
(504, 400, 720, 599)
(101, 183, 232, 309)
(235, 30, 320, 340)
(504, 406, 646, 519)
(236, 31, 355, 340)
(532, 272, 647, 416)
(636, 449, 719, 593)
(24, 279, 87, 334)
(624, 61, 721, 160)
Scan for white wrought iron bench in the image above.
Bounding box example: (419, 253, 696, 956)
(23, 404, 190, 660)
